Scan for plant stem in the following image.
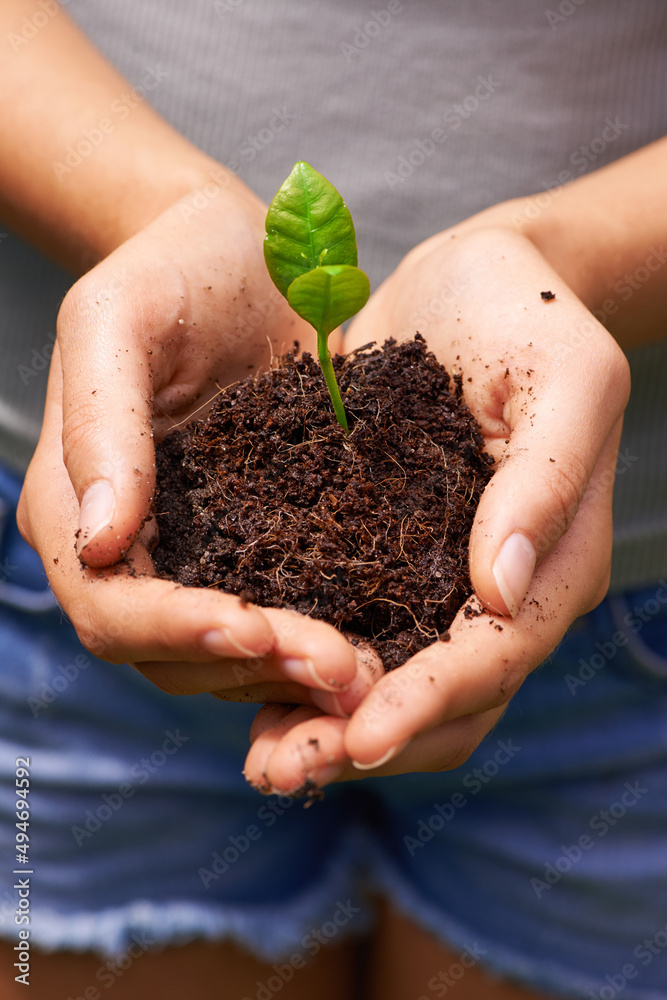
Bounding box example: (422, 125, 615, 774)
(317, 331, 349, 434)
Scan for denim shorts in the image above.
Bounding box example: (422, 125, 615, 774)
(1, 462, 667, 999)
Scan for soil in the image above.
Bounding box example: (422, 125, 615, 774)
(153, 335, 494, 669)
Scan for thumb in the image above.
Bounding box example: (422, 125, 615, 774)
(57, 274, 157, 568)
(470, 347, 629, 618)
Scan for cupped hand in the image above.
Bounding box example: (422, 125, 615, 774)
(243, 225, 630, 792)
(18, 177, 365, 703)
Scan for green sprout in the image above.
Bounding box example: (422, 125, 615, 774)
(264, 162, 370, 433)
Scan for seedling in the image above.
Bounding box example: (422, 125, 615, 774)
(264, 162, 370, 433)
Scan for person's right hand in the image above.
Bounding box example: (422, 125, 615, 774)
(18, 176, 371, 708)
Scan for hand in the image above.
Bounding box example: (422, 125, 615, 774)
(243, 226, 630, 791)
(18, 178, 365, 705)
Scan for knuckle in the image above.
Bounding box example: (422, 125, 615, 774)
(67, 601, 112, 661)
(16, 482, 34, 548)
(55, 284, 79, 338)
(487, 660, 525, 708)
(534, 454, 588, 556)
(581, 559, 612, 615)
(66, 595, 133, 663)
(57, 269, 124, 336)
(549, 452, 588, 514)
(56, 280, 96, 346)
(600, 338, 631, 410)
(61, 408, 106, 471)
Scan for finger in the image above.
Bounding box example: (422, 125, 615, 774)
(257, 608, 360, 691)
(143, 607, 360, 692)
(137, 637, 363, 701)
(339, 707, 507, 780)
(343, 440, 616, 767)
(56, 252, 183, 568)
(308, 639, 384, 717)
(244, 707, 348, 793)
(207, 635, 382, 711)
(471, 407, 625, 620)
(211, 683, 313, 706)
(234, 642, 382, 727)
(57, 550, 359, 692)
(136, 663, 311, 701)
(249, 703, 296, 742)
(133, 606, 359, 694)
(247, 705, 505, 793)
(132, 628, 374, 704)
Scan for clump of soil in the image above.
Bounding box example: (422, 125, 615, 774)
(153, 335, 494, 669)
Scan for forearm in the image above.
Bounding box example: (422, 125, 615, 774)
(0, 0, 222, 272)
(468, 138, 667, 349)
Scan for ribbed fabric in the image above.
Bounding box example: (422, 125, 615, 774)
(0, 0, 665, 590)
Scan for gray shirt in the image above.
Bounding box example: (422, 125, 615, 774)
(1, 0, 665, 590)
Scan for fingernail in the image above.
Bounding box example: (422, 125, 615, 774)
(310, 689, 348, 718)
(202, 627, 235, 656)
(492, 531, 537, 618)
(351, 739, 409, 771)
(282, 658, 347, 692)
(203, 626, 262, 658)
(77, 481, 115, 555)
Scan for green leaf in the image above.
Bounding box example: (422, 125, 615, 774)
(264, 162, 359, 298)
(286, 265, 370, 337)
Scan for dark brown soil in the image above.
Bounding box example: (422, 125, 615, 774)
(153, 335, 494, 669)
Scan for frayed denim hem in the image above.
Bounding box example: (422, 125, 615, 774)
(2, 830, 373, 963)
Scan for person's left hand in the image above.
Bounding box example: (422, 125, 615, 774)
(243, 225, 630, 793)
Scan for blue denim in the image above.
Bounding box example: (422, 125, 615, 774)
(1, 463, 666, 998)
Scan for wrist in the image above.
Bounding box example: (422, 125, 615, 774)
(455, 140, 667, 349)
(447, 196, 604, 312)
(511, 197, 609, 314)
(80, 150, 240, 266)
